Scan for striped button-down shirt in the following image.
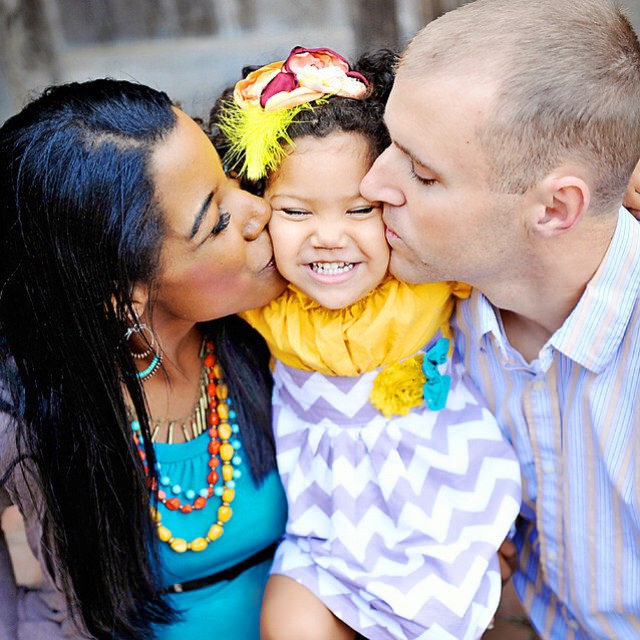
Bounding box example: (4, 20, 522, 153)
(454, 208, 640, 639)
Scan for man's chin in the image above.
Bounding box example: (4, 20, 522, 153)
(388, 252, 443, 284)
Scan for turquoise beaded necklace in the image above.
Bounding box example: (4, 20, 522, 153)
(131, 339, 243, 552)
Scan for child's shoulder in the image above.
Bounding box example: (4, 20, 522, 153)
(386, 277, 471, 302)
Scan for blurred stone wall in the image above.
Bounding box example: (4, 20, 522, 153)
(1, 0, 639, 122)
(0, 0, 471, 121)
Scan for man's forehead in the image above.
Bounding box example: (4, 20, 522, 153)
(384, 74, 496, 178)
(386, 73, 495, 138)
(394, 68, 497, 105)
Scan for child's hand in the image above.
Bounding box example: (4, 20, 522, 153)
(498, 538, 517, 584)
(624, 158, 640, 220)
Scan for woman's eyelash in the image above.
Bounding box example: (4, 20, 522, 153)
(210, 211, 230, 235)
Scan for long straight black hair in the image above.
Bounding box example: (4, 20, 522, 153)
(0, 79, 276, 639)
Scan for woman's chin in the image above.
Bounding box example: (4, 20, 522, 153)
(250, 270, 287, 308)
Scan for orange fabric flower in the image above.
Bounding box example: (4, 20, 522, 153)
(233, 46, 368, 112)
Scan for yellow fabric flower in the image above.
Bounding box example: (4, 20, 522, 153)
(370, 355, 426, 418)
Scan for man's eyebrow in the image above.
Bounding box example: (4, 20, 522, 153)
(393, 140, 439, 175)
(189, 191, 214, 239)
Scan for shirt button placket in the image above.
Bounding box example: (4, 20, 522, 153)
(528, 373, 560, 590)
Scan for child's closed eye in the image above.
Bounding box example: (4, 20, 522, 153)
(347, 205, 381, 217)
(280, 208, 311, 217)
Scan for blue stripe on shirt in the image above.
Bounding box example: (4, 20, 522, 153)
(454, 208, 640, 639)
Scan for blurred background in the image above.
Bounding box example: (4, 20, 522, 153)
(1, 1, 640, 639)
(3, 0, 638, 124)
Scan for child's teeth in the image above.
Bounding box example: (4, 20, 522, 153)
(311, 262, 355, 274)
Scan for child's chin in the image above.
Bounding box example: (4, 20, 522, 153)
(311, 289, 373, 310)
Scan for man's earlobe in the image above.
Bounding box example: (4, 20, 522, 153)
(535, 175, 590, 237)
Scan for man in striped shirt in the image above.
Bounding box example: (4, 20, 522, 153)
(360, 0, 640, 637)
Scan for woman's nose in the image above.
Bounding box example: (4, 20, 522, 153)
(234, 188, 271, 241)
(360, 147, 406, 207)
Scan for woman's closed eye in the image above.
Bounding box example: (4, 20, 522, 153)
(210, 211, 230, 236)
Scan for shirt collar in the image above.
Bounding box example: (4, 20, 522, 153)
(467, 288, 508, 357)
(468, 207, 640, 374)
(551, 207, 640, 373)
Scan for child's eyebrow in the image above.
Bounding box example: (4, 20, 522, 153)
(268, 192, 313, 204)
(189, 191, 214, 239)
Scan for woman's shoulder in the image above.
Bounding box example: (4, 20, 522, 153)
(0, 398, 19, 511)
(0, 389, 19, 465)
(0, 376, 32, 508)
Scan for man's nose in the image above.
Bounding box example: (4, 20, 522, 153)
(360, 147, 406, 208)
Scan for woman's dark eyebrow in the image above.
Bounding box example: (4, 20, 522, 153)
(189, 191, 214, 239)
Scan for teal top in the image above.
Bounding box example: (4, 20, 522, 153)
(152, 427, 287, 640)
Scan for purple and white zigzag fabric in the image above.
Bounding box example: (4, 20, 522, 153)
(270, 351, 522, 640)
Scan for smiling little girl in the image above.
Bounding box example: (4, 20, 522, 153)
(211, 47, 521, 640)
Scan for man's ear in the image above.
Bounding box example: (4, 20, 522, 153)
(532, 174, 591, 238)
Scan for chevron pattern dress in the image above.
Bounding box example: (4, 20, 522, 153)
(270, 350, 522, 640)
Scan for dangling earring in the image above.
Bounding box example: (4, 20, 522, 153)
(125, 322, 156, 359)
(125, 322, 163, 382)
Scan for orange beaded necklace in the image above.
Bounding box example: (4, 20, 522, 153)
(131, 339, 241, 553)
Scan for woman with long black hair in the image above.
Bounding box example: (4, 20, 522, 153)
(0, 79, 287, 640)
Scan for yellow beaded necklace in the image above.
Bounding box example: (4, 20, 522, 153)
(131, 339, 241, 553)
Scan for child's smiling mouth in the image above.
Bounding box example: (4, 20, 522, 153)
(306, 261, 361, 284)
(310, 261, 356, 275)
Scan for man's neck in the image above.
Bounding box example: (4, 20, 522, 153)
(480, 214, 618, 363)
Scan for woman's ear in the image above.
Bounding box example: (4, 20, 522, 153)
(130, 283, 150, 323)
(533, 173, 591, 238)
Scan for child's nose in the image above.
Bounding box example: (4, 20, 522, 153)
(311, 219, 347, 249)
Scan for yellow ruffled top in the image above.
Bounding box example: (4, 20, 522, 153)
(240, 277, 471, 377)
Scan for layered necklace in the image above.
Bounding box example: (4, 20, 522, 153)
(131, 339, 242, 553)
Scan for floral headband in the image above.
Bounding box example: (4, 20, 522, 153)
(217, 46, 369, 181)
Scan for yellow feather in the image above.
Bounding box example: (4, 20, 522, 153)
(217, 98, 328, 180)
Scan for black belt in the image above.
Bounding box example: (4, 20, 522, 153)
(161, 541, 278, 594)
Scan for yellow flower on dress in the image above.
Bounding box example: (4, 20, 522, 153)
(370, 354, 426, 418)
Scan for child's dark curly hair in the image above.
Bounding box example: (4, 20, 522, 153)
(207, 48, 397, 194)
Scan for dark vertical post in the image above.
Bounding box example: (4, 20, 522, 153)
(420, 0, 473, 25)
(0, 0, 61, 110)
(352, 0, 399, 53)
(235, 0, 257, 31)
(420, 0, 444, 24)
